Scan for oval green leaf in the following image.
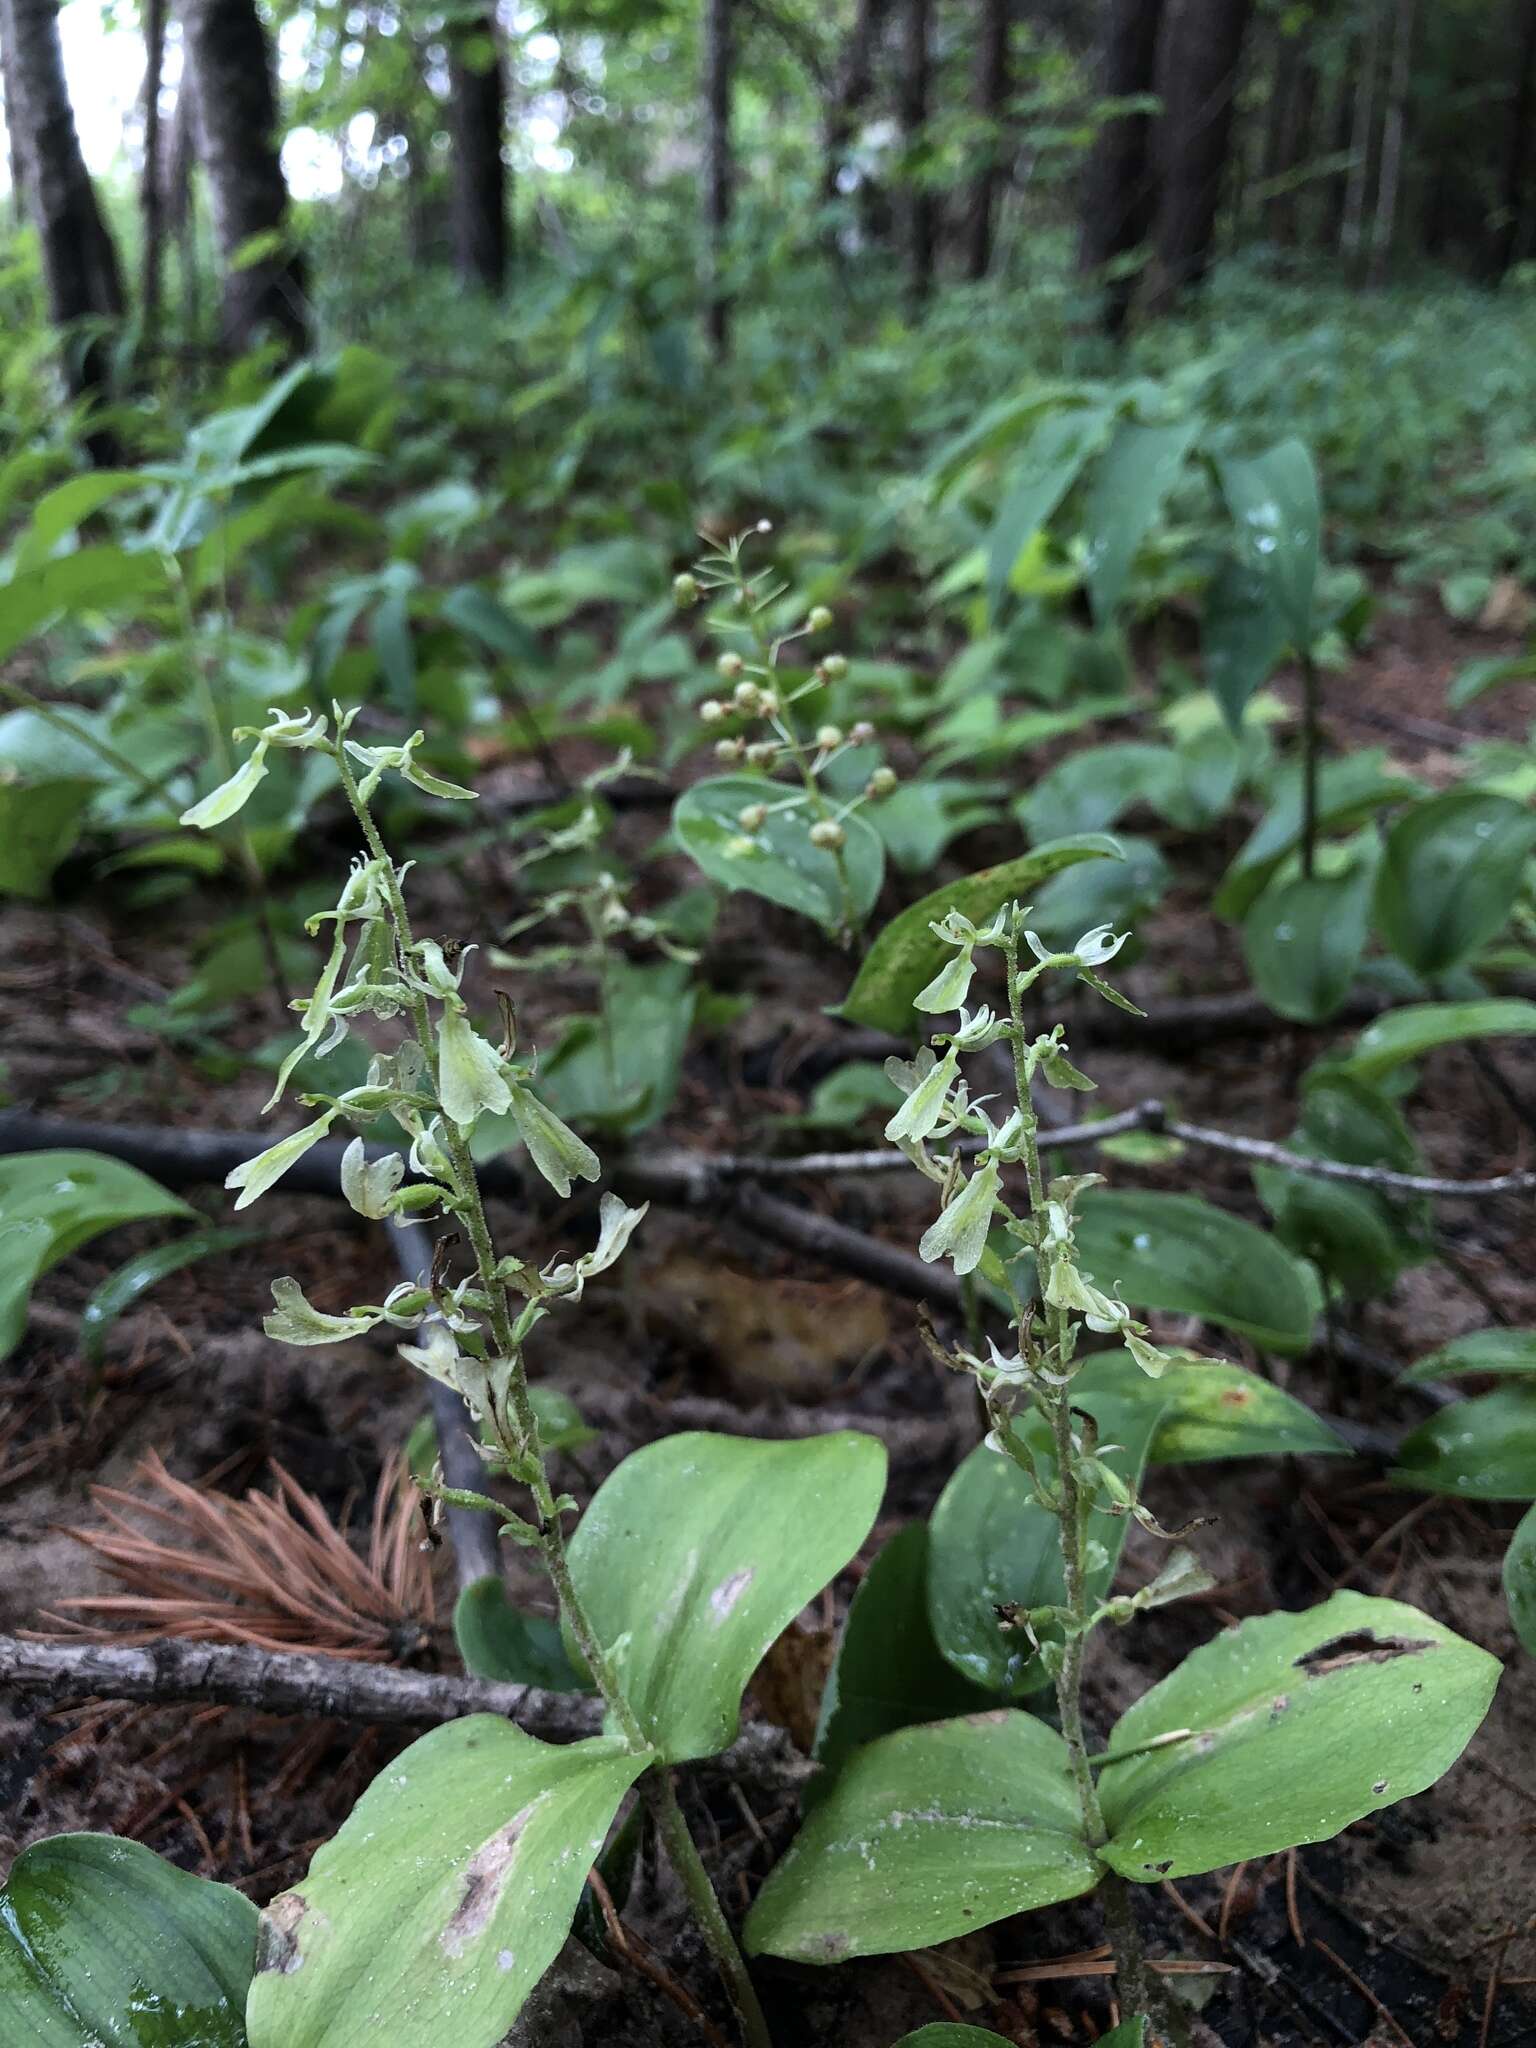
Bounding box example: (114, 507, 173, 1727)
(0, 1832, 257, 2047)
(566, 1430, 886, 1762)
(892, 2030, 1018, 2048)
(1084, 415, 1203, 626)
(1390, 1386, 1536, 1500)
(1404, 1328, 1536, 1383)
(80, 1226, 259, 1370)
(1504, 1503, 1536, 1656)
(1373, 790, 1536, 976)
(453, 1575, 589, 1692)
(672, 775, 884, 932)
(1073, 1191, 1319, 1354)
(245, 1720, 650, 2048)
(1242, 856, 1374, 1025)
(839, 836, 1122, 1035)
(1334, 999, 1536, 1084)
(1098, 1590, 1500, 1882)
(1074, 1350, 1347, 1463)
(744, 1712, 1099, 1963)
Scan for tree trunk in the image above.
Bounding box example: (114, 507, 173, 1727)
(181, 0, 307, 354)
(447, 17, 507, 292)
(964, 0, 1010, 279)
(0, 0, 126, 426)
(1367, 0, 1414, 284)
(1271, 47, 1318, 245)
(1320, 37, 1355, 248)
(1494, 0, 1536, 275)
(702, 0, 732, 353)
(1, 25, 27, 220)
(822, 0, 892, 229)
(1259, 25, 1298, 239)
(139, 0, 167, 357)
(1077, 0, 1167, 336)
(1149, 0, 1255, 311)
(1340, 0, 1381, 271)
(900, 0, 934, 311)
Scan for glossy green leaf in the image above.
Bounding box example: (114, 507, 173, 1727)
(79, 1227, 258, 1370)
(1203, 551, 1290, 734)
(1242, 854, 1375, 1024)
(565, 1430, 886, 1761)
(15, 472, 146, 569)
(1215, 750, 1421, 920)
(1333, 999, 1536, 1083)
(1098, 1591, 1500, 1882)
(0, 545, 169, 664)
(1374, 790, 1536, 975)
(453, 1575, 589, 1692)
(1217, 439, 1321, 651)
(0, 777, 97, 898)
(928, 1393, 1162, 1697)
(1024, 833, 1169, 953)
(891, 2030, 1017, 2048)
(839, 836, 1122, 1034)
(0, 1832, 257, 2046)
(1503, 1503, 1536, 1655)
(1016, 743, 1179, 844)
(1404, 1328, 1536, 1382)
(245, 1719, 649, 2048)
(813, 1525, 991, 1786)
(1391, 1386, 1536, 1500)
(1075, 1351, 1347, 1463)
(1450, 650, 1536, 709)
(1074, 1191, 1319, 1354)
(1084, 415, 1202, 625)
(0, 1219, 55, 1362)
(985, 403, 1115, 619)
(744, 1712, 1099, 1963)
(672, 775, 884, 931)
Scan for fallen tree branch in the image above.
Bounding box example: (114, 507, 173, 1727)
(0, 1634, 811, 1787)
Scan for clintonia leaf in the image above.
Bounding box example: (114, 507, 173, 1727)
(1073, 1350, 1347, 1463)
(1072, 1190, 1318, 1354)
(1242, 850, 1375, 1025)
(246, 1720, 650, 2048)
(1390, 1386, 1536, 1500)
(79, 1226, 259, 1370)
(453, 1575, 589, 1692)
(1333, 999, 1536, 1084)
(744, 1712, 1099, 1963)
(1403, 1328, 1536, 1382)
(565, 1431, 886, 1762)
(0, 778, 98, 899)
(891, 2031, 1019, 2048)
(1015, 742, 1180, 844)
(0, 1832, 257, 2047)
(1206, 439, 1320, 732)
(985, 402, 1116, 620)
(1215, 750, 1422, 921)
(1373, 790, 1536, 976)
(1504, 1504, 1536, 1656)
(1098, 1591, 1499, 1882)
(839, 836, 1122, 1035)
(1083, 414, 1203, 626)
(672, 775, 884, 932)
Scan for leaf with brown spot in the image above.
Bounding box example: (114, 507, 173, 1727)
(1098, 1591, 1499, 1882)
(245, 1717, 649, 2048)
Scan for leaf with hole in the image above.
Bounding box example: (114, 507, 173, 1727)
(672, 776, 884, 932)
(1374, 790, 1536, 976)
(0, 1832, 257, 2047)
(744, 1712, 1099, 1962)
(839, 837, 1122, 1034)
(245, 1719, 650, 2048)
(1098, 1591, 1499, 1881)
(565, 1430, 886, 1761)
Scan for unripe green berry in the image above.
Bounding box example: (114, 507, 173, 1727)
(807, 604, 834, 633)
(673, 572, 700, 608)
(809, 819, 845, 851)
(820, 654, 848, 681)
(737, 803, 768, 831)
(718, 651, 745, 681)
(715, 737, 745, 763)
(700, 698, 726, 724)
(867, 766, 898, 798)
(816, 724, 843, 750)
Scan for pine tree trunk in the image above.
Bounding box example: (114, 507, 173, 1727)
(1149, 0, 1255, 311)
(0, 0, 126, 423)
(140, 0, 167, 356)
(1340, 0, 1381, 272)
(447, 17, 507, 291)
(900, 0, 934, 311)
(1, 26, 27, 219)
(1495, 0, 1536, 275)
(702, 0, 733, 352)
(1077, 0, 1167, 335)
(181, 0, 307, 353)
(964, 0, 1010, 280)
(1367, 0, 1414, 284)
(822, 0, 891, 228)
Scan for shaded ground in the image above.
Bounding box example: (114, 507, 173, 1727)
(2, 591, 1534, 2047)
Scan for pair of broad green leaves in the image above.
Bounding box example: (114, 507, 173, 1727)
(5, 1418, 1498, 2048)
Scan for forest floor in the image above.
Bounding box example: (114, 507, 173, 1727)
(2, 590, 1535, 2048)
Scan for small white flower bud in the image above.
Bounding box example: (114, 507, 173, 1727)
(815, 724, 843, 751)
(737, 803, 768, 831)
(700, 698, 727, 724)
(868, 766, 898, 797)
(600, 901, 631, 933)
(807, 604, 834, 633)
(820, 654, 848, 681)
(673, 572, 700, 607)
(850, 720, 876, 744)
(715, 737, 745, 763)
(755, 518, 773, 533)
(718, 652, 745, 681)
(745, 741, 779, 767)
(732, 679, 762, 713)
(757, 690, 779, 716)
(809, 819, 845, 851)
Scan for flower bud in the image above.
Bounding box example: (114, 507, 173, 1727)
(600, 901, 631, 933)
(745, 741, 779, 767)
(807, 604, 834, 633)
(755, 518, 773, 533)
(700, 698, 726, 724)
(718, 651, 745, 681)
(868, 766, 898, 797)
(850, 720, 876, 744)
(673, 572, 700, 608)
(732, 679, 762, 713)
(737, 803, 768, 831)
(815, 724, 843, 751)
(820, 654, 848, 681)
(809, 819, 845, 851)
(715, 737, 745, 764)
(757, 690, 779, 717)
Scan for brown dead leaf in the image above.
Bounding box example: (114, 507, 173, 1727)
(749, 1618, 836, 1751)
(1478, 575, 1533, 634)
(638, 1251, 888, 1400)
